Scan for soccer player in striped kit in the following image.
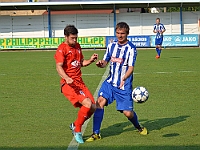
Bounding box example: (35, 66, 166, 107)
(153, 18, 166, 59)
(86, 22, 147, 142)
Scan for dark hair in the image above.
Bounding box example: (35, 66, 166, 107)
(115, 22, 130, 34)
(64, 25, 78, 36)
(156, 18, 160, 21)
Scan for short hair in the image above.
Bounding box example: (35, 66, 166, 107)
(115, 22, 130, 34)
(64, 25, 78, 36)
(156, 18, 160, 21)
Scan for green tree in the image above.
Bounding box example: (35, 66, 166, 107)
(167, 7, 200, 12)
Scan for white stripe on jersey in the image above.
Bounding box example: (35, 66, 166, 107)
(154, 23, 165, 38)
(154, 23, 165, 39)
(120, 65, 127, 90)
(103, 41, 137, 88)
(105, 43, 118, 83)
(153, 23, 165, 31)
(113, 45, 126, 87)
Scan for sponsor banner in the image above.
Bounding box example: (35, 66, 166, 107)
(0, 37, 105, 49)
(0, 38, 64, 49)
(77, 37, 105, 48)
(106, 36, 150, 47)
(150, 34, 199, 47)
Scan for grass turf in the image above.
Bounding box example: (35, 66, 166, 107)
(0, 48, 200, 150)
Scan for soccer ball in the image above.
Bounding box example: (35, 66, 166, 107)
(132, 86, 149, 103)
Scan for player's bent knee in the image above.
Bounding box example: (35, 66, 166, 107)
(96, 96, 106, 109)
(123, 110, 133, 118)
(81, 98, 92, 108)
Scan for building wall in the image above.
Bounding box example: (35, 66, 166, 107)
(0, 11, 199, 38)
(0, 0, 26, 2)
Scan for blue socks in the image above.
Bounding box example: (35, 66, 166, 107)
(156, 47, 161, 56)
(128, 111, 141, 129)
(93, 108, 104, 134)
(93, 109, 141, 133)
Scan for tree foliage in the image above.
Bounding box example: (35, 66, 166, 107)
(167, 7, 200, 12)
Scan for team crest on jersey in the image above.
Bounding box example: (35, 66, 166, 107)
(71, 60, 80, 68)
(79, 90, 85, 96)
(111, 57, 123, 64)
(68, 51, 73, 54)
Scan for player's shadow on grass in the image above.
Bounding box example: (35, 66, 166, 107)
(100, 115, 189, 138)
(169, 56, 183, 59)
(140, 115, 189, 132)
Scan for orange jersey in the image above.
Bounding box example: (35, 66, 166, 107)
(54, 42, 84, 84)
(55, 42, 95, 107)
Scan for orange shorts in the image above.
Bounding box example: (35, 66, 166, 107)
(61, 82, 95, 107)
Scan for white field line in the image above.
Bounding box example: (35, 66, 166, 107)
(155, 72, 172, 74)
(82, 73, 104, 76)
(179, 71, 195, 73)
(0, 71, 196, 77)
(67, 66, 109, 150)
(81, 70, 196, 76)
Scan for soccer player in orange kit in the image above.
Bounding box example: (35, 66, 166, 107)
(54, 25, 98, 144)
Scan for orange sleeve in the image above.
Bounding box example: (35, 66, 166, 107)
(78, 43, 84, 61)
(54, 44, 66, 64)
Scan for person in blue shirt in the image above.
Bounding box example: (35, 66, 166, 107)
(86, 22, 147, 142)
(153, 18, 166, 59)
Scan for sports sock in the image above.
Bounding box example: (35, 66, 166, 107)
(158, 48, 162, 56)
(93, 108, 104, 134)
(74, 106, 90, 132)
(87, 110, 94, 119)
(156, 47, 159, 55)
(128, 111, 142, 130)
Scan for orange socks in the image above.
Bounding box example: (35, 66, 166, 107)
(74, 106, 91, 132)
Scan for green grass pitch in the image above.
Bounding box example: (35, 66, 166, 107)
(0, 48, 200, 150)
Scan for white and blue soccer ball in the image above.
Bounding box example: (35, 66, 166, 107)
(132, 86, 149, 103)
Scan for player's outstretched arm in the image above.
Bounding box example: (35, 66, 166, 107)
(96, 60, 107, 68)
(82, 53, 98, 67)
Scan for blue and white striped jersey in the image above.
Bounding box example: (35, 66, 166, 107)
(153, 23, 165, 38)
(103, 40, 137, 89)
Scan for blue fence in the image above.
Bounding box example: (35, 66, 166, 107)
(151, 34, 199, 47)
(106, 36, 150, 47)
(0, 34, 199, 50)
(106, 34, 199, 48)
